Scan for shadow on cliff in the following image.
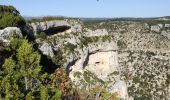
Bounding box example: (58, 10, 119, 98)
(44, 26, 71, 36)
(40, 54, 60, 74)
(32, 43, 59, 74)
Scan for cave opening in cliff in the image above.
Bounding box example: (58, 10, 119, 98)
(44, 26, 71, 35)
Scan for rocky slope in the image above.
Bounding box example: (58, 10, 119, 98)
(1, 18, 170, 99)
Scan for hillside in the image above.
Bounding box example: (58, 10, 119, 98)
(0, 5, 170, 100)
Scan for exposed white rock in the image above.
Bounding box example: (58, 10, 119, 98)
(85, 51, 118, 79)
(28, 20, 70, 36)
(110, 80, 128, 100)
(69, 41, 118, 80)
(68, 20, 82, 33)
(0, 27, 22, 42)
(165, 24, 170, 28)
(66, 41, 118, 69)
(39, 42, 54, 57)
(151, 25, 162, 32)
(158, 24, 163, 29)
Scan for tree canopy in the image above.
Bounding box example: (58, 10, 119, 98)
(0, 5, 25, 29)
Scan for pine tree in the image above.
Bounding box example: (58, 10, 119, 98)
(0, 37, 43, 99)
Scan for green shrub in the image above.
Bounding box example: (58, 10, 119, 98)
(63, 43, 77, 53)
(117, 40, 127, 50)
(36, 32, 47, 39)
(0, 5, 26, 29)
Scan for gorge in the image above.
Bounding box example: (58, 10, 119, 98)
(1, 17, 170, 99)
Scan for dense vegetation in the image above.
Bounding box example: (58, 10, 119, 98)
(0, 35, 80, 99)
(0, 5, 26, 29)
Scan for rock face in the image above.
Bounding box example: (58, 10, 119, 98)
(69, 41, 118, 79)
(34, 19, 170, 99)
(24, 20, 82, 36)
(39, 42, 54, 57)
(110, 80, 128, 100)
(151, 25, 162, 32)
(28, 20, 70, 36)
(165, 24, 170, 28)
(0, 27, 22, 42)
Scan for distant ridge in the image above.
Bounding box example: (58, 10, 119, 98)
(24, 16, 170, 22)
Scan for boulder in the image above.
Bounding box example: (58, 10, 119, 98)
(0, 27, 22, 42)
(151, 25, 162, 32)
(165, 24, 170, 28)
(39, 42, 54, 57)
(110, 80, 128, 100)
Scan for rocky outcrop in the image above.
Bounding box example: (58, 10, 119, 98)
(39, 42, 54, 57)
(27, 20, 70, 36)
(150, 24, 162, 32)
(110, 80, 128, 99)
(24, 20, 82, 36)
(0, 27, 22, 42)
(69, 41, 118, 78)
(34, 19, 170, 99)
(165, 24, 170, 28)
(36, 25, 128, 98)
(68, 20, 82, 33)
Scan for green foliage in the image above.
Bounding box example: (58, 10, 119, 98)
(0, 37, 43, 99)
(83, 70, 104, 85)
(47, 68, 78, 99)
(36, 32, 47, 40)
(166, 74, 170, 86)
(73, 70, 105, 88)
(0, 5, 26, 29)
(79, 36, 113, 48)
(39, 86, 62, 100)
(63, 43, 77, 53)
(77, 86, 119, 100)
(51, 89, 62, 100)
(109, 71, 119, 76)
(0, 5, 18, 14)
(0, 36, 64, 99)
(145, 51, 156, 57)
(40, 86, 49, 100)
(52, 49, 65, 66)
(73, 71, 82, 78)
(117, 40, 127, 50)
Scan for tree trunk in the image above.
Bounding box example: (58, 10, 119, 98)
(25, 76, 28, 90)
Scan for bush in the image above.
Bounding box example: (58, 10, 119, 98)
(0, 5, 26, 29)
(117, 40, 127, 50)
(36, 32, 47, 39)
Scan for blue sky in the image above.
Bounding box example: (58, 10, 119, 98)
(0, 0, 170, 18)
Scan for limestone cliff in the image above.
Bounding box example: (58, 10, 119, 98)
(33, 20, 129, 99)
(24, 19, 82, 36)
(5, 18, 170, 99)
